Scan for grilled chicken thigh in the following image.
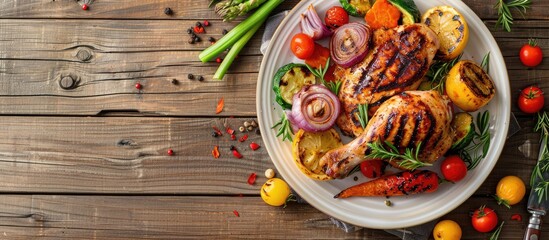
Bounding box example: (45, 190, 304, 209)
(319, 90, 454, 179)
(336, 24, 440, 137)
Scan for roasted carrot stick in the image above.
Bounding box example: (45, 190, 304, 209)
(334, 170, 439, 198)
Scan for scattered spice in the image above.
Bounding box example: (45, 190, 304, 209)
(194, 35, 202, 43)
(353, 176, 358, 181)
(216, 57, 222, 63)
(249, 142, 260, 151)
(511, 214, 522, 221)
(247, 126, 254, 131)
(187, 73, 195, 80)
(243, 121, 251, 127)
(222, 29, 228, 35)
(212, 145, 220, 158)
(167, 149, 174, 156)
(232, 148, 243, 159)
(255, 128, 261, 135)
(230, 145, 235, 151)
(233, 210, 240, 217)
(164, 7, 173, 15)
(247, 173, 257, 185)
(251, 120, 258, 128)
(194, 26, 205, 34)
(188, 37, 196, 44)
(231, 134, 236, 140)
(385, 200, 392, 207)
(135, 82, 142, 90)
(197, 75, 204, 81)
(216, 97, 224, 114)
(239, 134, 248, 142)
(171, 78, 179, 85)
(186, 28, 193, 34)
(239, 126, 245, 132)
(265, 169, 275, 179)
(82, 4, 88, 10)
(208, 37, 216, 44)
(226, 127, 235, 135)
(212, 126, 223, 136)
(203, 20, 210, 27)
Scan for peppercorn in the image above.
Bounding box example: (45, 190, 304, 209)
(187, 73, 195, 80)
(385, 200, 392, 207)
(194, 36, 201, 42)
(230, 145, 235, 151)
(208, 37, 216, 43)
(82, 4, 89, 10)
(164, 7, 173, 15)
(196, 21, 202, 27)
(353, 176, 358, 181)
(171, 79, 179, 85)
(222, 29, 228, 35)
(216, 58, 222, 63)
(187, 28, 193, 34)
(188, 37, 195, 44)
(255, 128, 261, 135)
(198, 75, 204, 81)
(167, 149, 174, 156)
(239, 126, 245, 132)
(135, 83, 142, 90)
(203, 20, 210, 27)
(212, 131, 219, 137)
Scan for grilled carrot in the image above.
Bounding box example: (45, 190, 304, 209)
(364, 0, 401, 30)
(334, 170, 439, 198)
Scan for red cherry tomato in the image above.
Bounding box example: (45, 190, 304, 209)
(359, 160, 388, 178)
(290, 33, 315, 60)
(518, 85, 544, 114)
(520, 39, 543, 67)
(325, 6, 349, 30)
(440, 155, 467, 182)
(471, 206, 498, 233)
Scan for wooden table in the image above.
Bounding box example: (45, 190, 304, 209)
(0, 0, 547, 239)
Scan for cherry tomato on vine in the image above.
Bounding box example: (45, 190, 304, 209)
(518, 85, 544, 114)
(440, 155, 467, 182)
(325, 6, 349, 30)
(360, 160, 388, 178)
(471, 206, 498, 233)
(520, 39, 543, 67)
(290, 33, 315, 60)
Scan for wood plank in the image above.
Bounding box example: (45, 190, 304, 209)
(0, 0, 547, 20)
(0, 194, 543, 239)
(0, 115, 538, 195)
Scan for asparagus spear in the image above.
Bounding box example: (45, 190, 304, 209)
(215, 0, 268, 21)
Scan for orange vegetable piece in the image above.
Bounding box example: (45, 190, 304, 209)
(215, 97, 224, 114)
(364, 0, 401, 30)
(304, 43, 330, 69)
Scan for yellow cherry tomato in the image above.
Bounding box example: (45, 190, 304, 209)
(496, 175, 526, 207)
(260, 178, 291, 207)
(433, 220, 462, 240)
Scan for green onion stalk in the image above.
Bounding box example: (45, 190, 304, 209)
(199, 0, 284, 79)
(214, 17, 266, 80)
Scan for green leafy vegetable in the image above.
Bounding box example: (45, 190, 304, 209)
(366, 141, 431, 170)
(481, 52, 490, 74)
(425, 54, 462, 94)
(306, 58, 343, 95)
(532, 112, 549, 203)
(494, 0, 531, 32)
(458, 110, 491, 170)
(357, 103, 369, 129)
(272, 112, 293, 142)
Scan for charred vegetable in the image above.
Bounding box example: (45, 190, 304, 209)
(339, 0, 373, 17)
(334, 170, 439, 198)
(273, 63, 316, 109)
(445, 60, 495, 112)
(292, 128, 342, 180)
(301, 4, 333, 40)
(286, 84, 341, 132)
(450, 112, 475, 151)
(365, 0, 401, 30)
(329, 22, 372, 68)
(387, 0, 421, 24)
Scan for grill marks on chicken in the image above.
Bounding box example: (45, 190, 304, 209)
(320, 91, 454, 179)
(336, 24, 440, 137)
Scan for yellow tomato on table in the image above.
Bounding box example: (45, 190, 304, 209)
(495, 175, 526, 207)
(433, 220, 462, 240)
(260, 178, 291, 207)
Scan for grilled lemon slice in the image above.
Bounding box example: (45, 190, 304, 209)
(292, 128, 342, 180)
(422, 6, 469, 60)
(445, 60, 495, 112)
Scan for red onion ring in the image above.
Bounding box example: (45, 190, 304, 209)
(287, 85, 341, 132)
(300, 4, 333, 40)
(330, 22, 372, 68)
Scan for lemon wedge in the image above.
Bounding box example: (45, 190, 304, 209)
(292, 128, 343, 180)
(422, 6, 469, 60)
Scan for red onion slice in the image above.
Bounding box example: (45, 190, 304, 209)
(287, 85, 341, 132)
(330, 22, 372, 68)
(300, 4, 333, 40)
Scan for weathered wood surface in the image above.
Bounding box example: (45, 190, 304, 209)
(0, 0, 548, 238)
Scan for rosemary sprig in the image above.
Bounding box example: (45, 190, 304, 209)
(460, 110, 491, 170)
(532, 112, 549, 203)
(272, 112, 293, 142)
(481, 52, 491, 74)
(425, 54, 462, 94)
(366, 141, 431, 170)
(357, 103, 369, 129)
(305, 58, 343, 95)
(494, 0, 531, 32)
(489, 221, 505, 240)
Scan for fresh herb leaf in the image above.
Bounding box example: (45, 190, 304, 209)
(306, 58, 342, 95)
(481, 52, 491, 74)
(272, 112, 293, 142)
(426, 54, 462, 94)
(357, 103, 369, 129)
(366, 141, 431, 170)
(489, 221, 505, 240)
(494, 0, 531, 32)
(532, 112, 549, 204)
(459, 110, 491, 170)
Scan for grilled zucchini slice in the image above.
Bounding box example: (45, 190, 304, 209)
(387, 0, 421, 24)
(450, 112, 475, 151)
(273, 63, 316, 109)
(340, 0, 373, 17)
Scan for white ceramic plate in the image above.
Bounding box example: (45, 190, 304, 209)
(257, 0, 510, 229)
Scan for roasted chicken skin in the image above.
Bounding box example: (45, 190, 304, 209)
(319, 90, 454, 179)
(336, 24, 440, 137)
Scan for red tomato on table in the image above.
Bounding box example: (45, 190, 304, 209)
(471, 206, 498, 233)
(518, 85, 544, 114)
